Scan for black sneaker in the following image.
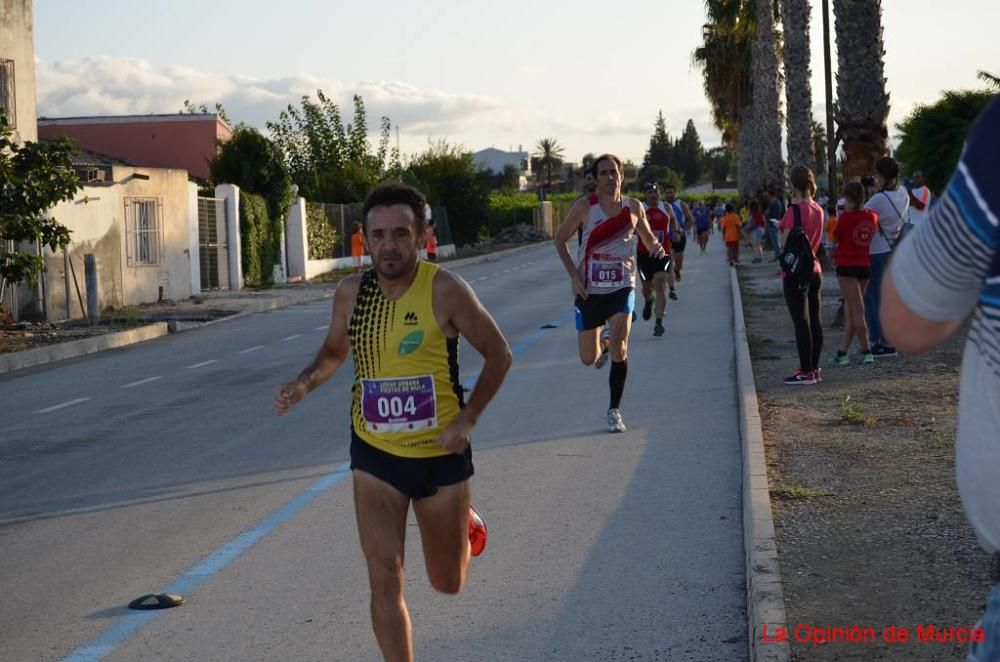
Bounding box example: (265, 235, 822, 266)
(871, 343, 898, 357)
(642, 299, 653, 321)
(669, 290, 679, 301)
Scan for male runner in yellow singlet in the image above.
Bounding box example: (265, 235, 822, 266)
(274, 183, 511, 662)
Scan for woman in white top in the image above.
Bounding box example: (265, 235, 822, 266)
(863, 156, 909, 356)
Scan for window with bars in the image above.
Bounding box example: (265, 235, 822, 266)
(125, 197, 162, 266)
(0, 59, 15, 128)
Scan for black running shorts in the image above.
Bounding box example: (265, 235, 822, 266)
(836, 265, 871, 280)
(671, 233, 687, 253)
(637, 254, 672, 282)
(574, 287, 635, 331)
(350, 430, 474, 500)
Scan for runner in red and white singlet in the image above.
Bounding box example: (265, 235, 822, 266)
(555, 154, 667, 433)
(639, 183, 679, 336)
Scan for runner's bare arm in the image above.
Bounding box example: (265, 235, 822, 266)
(880, 268, 964, 354)
(273, 277, 356, 415)
(435, 271, 512, 453)
(632, 200, 667, 258)
(554, 197, 590, 298)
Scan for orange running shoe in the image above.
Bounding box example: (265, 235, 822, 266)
(469, 506, 488, 557)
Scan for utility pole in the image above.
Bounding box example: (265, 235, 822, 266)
(822, 0, 838, 205)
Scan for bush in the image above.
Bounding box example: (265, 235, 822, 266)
(239, 192, 280, 288)
(306, 202, 340, 260)
(486, 192, 538, 236)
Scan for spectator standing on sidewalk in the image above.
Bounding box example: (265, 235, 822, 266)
(880, 97, 1000, 662)
(906, 169, 933, 226)
(863, 156, 909, 357)
(828, 182, 878, 366)
(351, 222, 366, 273)
(779, 166, 825, 386)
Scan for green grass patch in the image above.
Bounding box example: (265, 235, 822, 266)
(841, 398, 878, 427)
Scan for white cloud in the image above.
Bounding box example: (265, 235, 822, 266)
(34, 56, 722, 162)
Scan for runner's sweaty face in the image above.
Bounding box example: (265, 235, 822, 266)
(365, 204, 421, 280)
(664, 187, 677, 202)
(596, 160, 621, 196)
(645, 189, 660, 206)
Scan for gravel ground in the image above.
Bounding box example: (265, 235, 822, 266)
(737, 259, 993, 661)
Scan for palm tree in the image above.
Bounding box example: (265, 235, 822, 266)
(534, 138, 565, 194)
(746, 0, 785, 195)
(811, 120, 827, 176)
(833, 0, 890, 179)
(978, 70, 1000, 90)
(692, 0, 754, 182)
(781, 0, 815, 171)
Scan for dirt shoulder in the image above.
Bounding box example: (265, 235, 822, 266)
(738, 261, 992, 661)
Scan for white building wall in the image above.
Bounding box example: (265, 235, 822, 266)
(0, 0, 38, 143)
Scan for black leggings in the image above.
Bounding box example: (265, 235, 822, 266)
(783, 273, 823, 372)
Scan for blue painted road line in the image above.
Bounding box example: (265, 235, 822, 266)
(63, 308, 571, 661)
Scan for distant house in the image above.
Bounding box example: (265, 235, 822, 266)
(37, 149, 202, 319)
(0, 0, 38, 145)
(38, 113, 232, 181)
(473, 147, 532, 190)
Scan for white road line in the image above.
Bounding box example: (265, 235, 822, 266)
(121, 376, 163, 389)
(475, 277, 488, 282)
(314, 325, 329, 331)
(186, 360, 218, 369)
(490, 272, 501, 277)
(35, 397, 91, 414)
(281, 334, 303, 341)
(239, 346, 265, 354)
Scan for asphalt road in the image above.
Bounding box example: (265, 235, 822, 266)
(0, 239, 747, 661)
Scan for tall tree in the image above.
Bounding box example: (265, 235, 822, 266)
(780, 0, 816, 170)
(0, 114, 80, 314)
(266, 90, 395, 203)
(642, 111, 674, 169)
(895, 90, 995, 194)
(675, 120, 706, 186)
(811, 120, 828, 176)
(705, 146, 736, 182)
(534, 137, 565, 193)
(693, 0, 754, 151)
(978, 70, 1000, 91)
(746, 0, 785, 195)
(833, 0, 890, 179)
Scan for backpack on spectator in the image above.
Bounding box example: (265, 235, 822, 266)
(779, 204, 815, 289)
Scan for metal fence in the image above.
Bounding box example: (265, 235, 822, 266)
(310, 203, 452, 258)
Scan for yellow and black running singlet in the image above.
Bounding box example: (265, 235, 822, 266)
(348, 261, 463, 458)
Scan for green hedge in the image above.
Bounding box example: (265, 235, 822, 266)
(485, 192, 538, 236)
(239, 191, 281, 288)
(306, 202, 340, 260)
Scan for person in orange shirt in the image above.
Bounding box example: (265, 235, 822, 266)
(350, 222, 365, 273)
(425, 220, 438, 262)
(721, 204, 742, 266)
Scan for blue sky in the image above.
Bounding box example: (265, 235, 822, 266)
(33, 0, 1000, 164)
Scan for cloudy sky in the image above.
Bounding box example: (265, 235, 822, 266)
(33, 0, 1000, 165)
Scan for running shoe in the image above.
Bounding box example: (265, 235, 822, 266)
(783, 369, 817, 385)
(607, 408, 627, 433)
(871, 343, 898, 357)
(813, 368, 822, 383)
(594, 328, 610, 369)
(861, 352, 875, 364)
(469, 506, 487, 557)
(828, 353, 849, 366)
(653, 321, 665, 337)
(642, 299, 653, 321)
(669, 289, 679, 301)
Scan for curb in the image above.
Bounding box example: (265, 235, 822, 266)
(0, 322, 169, 375)
(731, 267, 790, 662)
(0, 242, 553, 375)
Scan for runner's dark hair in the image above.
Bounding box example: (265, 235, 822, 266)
(362, 182, 427, 236)
(589, 154, 624, 178)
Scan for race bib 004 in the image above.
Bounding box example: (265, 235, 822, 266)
(361, 375, 437, 433)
